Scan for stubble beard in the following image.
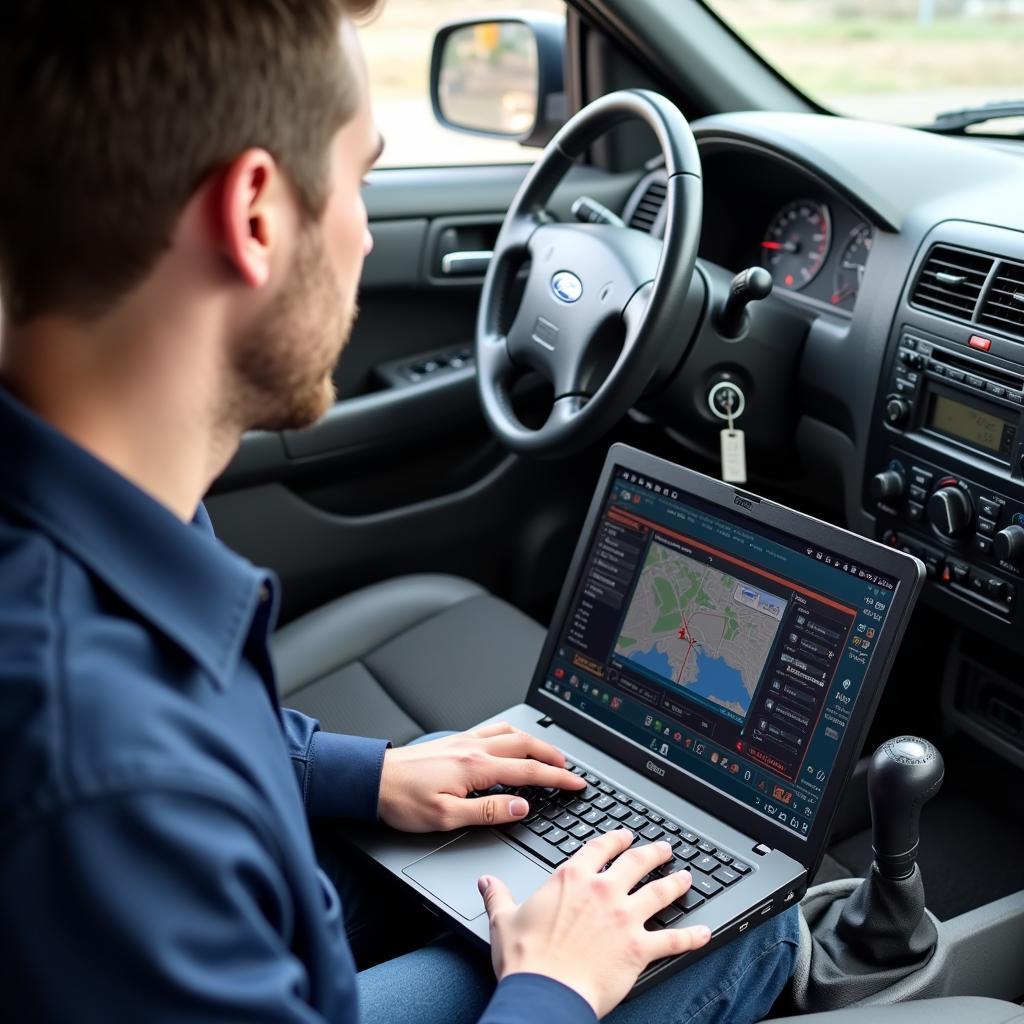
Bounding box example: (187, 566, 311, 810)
(228, 224, 355, 435)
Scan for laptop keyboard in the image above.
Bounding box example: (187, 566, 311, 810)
(494, 760, 751, 928)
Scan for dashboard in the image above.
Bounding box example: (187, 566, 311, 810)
(619, 112, 1024, 765)
(697, 144, 874, 316)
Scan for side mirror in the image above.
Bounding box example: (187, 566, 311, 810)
(429, 14, 566, 148)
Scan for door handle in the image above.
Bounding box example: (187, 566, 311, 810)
(440, 250, 493, 276)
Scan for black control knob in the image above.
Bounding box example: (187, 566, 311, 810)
(870, 470, 905, 502)
(717, 267, 773, 338)
(884, 396, 911, 427)
(868, 736, 944, 880)
(994, 524, 1024, 565)
(927, 485, 973, 537)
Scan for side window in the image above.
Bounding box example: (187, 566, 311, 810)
(361, 0, 566, 168)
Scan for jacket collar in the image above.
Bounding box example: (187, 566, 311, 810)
(0, 385, 273, 689)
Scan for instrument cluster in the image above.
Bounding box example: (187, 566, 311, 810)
(697, 142, 875, 316)
(758, 198, 873, 312)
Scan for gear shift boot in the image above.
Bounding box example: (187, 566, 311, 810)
(793, 869, 940, 1009)
(787, 736, 944, 1012)
(828, 863, 937, 966)
(818, 863, 937, 974)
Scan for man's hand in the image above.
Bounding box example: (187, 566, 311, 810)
(480, 830, 712, 1018)
(378, 722, 585, 832)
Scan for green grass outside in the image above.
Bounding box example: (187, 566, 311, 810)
(745, 16, 1024, 42)
(732, 14, 1024, 96)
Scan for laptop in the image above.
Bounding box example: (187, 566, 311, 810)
(351, 443, 924, 994)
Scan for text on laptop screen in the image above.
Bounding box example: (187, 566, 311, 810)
(539, 466, 900, 840)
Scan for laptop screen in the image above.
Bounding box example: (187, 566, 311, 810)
(537, 464, 901, 842)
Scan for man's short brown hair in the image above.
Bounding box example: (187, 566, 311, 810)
(0, 0, 377, 325)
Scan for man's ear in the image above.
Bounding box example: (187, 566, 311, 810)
(217, 149, 288, 289)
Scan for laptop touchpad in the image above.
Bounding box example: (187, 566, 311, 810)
(403, 831, 550, 921)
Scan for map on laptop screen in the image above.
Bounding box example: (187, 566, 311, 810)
(615, 539, 787, 721)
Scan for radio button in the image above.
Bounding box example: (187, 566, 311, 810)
(986, 383, 1006, 399)
(930, 363, 946, 376)
(947, 369, 966, 383)
(978, 497, 1001, 521)
(898, 537, 920, 557)
(966, 373, 987, 390)
(977, 517, 997, 537)
(1006, 391, 1022, 405)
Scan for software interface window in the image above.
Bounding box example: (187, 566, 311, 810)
(541, 468, 899, 839)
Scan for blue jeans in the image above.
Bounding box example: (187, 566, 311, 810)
(329, 732, 801, 1023)
(355, 912, 800, 1024)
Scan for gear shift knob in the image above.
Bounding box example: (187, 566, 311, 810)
(867, 735, 944, 881)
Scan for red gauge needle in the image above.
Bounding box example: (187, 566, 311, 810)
(762, 239, 800, 253)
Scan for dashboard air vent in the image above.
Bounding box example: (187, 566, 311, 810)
(910, 245, 993, 321)
(628, 178, 667, 233)
(978, 259, 1024, 339)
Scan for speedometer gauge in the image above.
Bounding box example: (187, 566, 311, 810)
(831, 222, 873, 312)
(760, 199, 832, 291)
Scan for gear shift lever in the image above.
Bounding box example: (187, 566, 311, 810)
(717, 267, 773, 337)
(868, 735, 944, 880)
(788, 736, 944, 1011)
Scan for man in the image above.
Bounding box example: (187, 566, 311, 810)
(0, 2, 799, 1021)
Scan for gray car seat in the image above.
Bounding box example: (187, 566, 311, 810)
(273, 574, 545, 745)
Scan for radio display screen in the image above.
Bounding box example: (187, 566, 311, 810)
(928, 394, 1011, 455)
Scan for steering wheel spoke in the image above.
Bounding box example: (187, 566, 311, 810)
(621, 281, 654, 348)
(476, 89, 703, 457)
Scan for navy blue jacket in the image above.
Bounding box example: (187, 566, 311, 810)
(0, 385, 593, 1024)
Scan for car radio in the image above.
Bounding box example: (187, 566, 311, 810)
(866, 324, 1024, 652)
(879, 330, 1023, 469)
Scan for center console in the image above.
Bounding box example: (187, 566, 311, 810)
(865, 223, 1024, 656)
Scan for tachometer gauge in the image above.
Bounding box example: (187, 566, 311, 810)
(831, 222, 873, 311)
(760, 199, 832, 290)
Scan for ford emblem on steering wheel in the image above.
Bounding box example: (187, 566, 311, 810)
(551, 270, 583, 303)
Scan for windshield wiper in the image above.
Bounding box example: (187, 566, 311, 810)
(923, 99, 1024, 135)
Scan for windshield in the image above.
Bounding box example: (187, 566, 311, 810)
(705, 0, 1023, 128)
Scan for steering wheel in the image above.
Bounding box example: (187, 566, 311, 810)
(476, 89, 703, 457)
